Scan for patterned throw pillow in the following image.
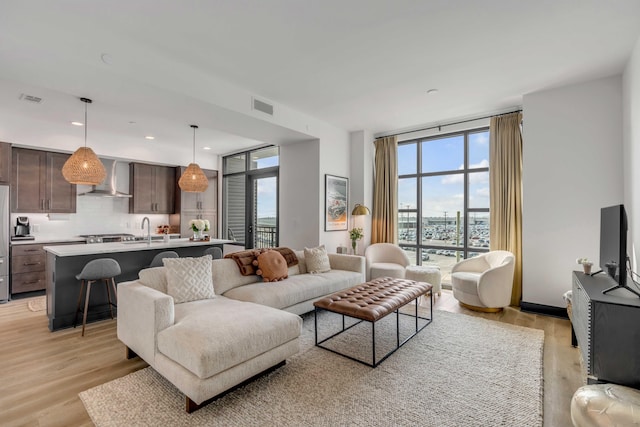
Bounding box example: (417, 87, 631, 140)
(304, 245, 331, 274)
(163, 255, 215, 304)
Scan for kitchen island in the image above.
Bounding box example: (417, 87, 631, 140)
(44, 238, 237, 331)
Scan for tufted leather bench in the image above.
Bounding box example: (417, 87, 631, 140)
(314, 277, 433, 367)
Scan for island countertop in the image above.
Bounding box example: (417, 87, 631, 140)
(43, 238, 235, 257)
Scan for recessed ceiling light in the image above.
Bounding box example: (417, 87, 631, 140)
(144, 135, 155, 140)
(427, 89, 439, 95)
(128, 121, 136, 125)
(203, 146, 211, 150)
(71, 121, 84, 126)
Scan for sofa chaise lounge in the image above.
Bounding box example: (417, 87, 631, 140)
(117, 249, 365, 412)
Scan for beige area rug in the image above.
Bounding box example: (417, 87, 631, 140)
(27, 296, 46, 312)
(80, 309, 543, 427)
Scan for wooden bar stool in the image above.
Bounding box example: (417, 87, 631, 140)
(73, 258, 121, 336)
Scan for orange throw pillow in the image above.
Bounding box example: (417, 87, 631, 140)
(253, 250, 288, 282)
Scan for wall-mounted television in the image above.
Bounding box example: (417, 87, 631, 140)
(598, 204, 640, 297)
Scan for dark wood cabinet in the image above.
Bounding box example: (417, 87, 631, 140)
(0, 141, 11, 184)
(129, 162, 176, 214)
(572, 271, 640, 388)
(11, 242, 80, 295)
(11, 148, 76, 213)
(176, 167, 218, 238)
(11, 244, 46, 294)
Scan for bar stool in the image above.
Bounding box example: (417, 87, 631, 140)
(203, 246, 223, 259)
(149, 251, 179, 268)
(73, 258, 121, 336)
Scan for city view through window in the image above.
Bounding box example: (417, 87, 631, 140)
(398, 128, 491, 285)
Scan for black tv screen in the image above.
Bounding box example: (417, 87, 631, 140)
(599, 204, 628, 287)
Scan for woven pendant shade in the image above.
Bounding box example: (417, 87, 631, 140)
(178, 163, 209, 192)
(62, 97, 106, 186)
(179, 124, 209, 193)
(62, 147, 107, 185)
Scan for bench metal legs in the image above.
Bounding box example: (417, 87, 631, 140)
(314, 290, 433, 367)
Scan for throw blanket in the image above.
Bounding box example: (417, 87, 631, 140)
(224, 247, 299, 276)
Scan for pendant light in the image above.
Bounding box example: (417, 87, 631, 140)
(62, 97, 107, 185)
(178, 124, 209, 192)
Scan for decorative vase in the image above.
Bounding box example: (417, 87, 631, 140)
(193, 230, 203, 240)
(583, 263, 593, 275)
(351, 240, 357, 255)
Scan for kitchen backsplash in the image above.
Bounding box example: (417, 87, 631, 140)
(10, 196, 170, 239)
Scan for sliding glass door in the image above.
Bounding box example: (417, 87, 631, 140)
(223, 146, 279, 249)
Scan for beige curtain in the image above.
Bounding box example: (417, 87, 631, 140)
(490, 112, 523, 307)
(371, 136, 398, 243)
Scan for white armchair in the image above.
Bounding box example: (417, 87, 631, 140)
(451, 250, 515, 312)
(364, 243, 410, 281)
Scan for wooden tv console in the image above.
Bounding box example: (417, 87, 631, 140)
(571, 271, 640, 387)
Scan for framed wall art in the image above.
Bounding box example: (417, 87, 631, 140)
(324, 174, 348, 231)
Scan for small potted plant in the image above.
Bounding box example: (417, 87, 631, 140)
(576, 257, 593, 275)
(349, 227, 364, 255)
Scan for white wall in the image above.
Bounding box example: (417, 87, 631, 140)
(522, 76, 623, 307)
(623, 36, 640, 272)
(318, 128, 352, 252)
(349, 130, 375, 253)
(279, 139, 320, 249)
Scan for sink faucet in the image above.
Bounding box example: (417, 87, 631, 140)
(141, 217, 151, 245)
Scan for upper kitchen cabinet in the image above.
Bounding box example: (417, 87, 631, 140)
(176, 167, 218, 211)
(129, 162, 176, 214)
(11, 148, 76, 213)
(176, 167, 218, 237)
(0, 142, 11, 184)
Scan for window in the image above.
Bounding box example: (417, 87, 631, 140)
(397, 129, 490, 285)
(223, 146, 279, 248)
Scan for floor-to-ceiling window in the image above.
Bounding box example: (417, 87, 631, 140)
(223, 146, 279, 249)
(398, 128, 490, 285)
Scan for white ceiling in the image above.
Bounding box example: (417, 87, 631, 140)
(1, 0, 639, 158)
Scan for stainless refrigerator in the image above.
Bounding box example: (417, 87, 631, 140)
(0, 185, 8, 303)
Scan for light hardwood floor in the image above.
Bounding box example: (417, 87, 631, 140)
(0, 292, 582, 426)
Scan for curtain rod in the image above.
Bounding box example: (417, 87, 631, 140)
(375, 109, 523, 140)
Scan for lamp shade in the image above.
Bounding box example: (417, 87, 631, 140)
(62, 146, 107, 185)
(178, 124, 209, 193)
(62, 97, 106, 186)
(352, 204, 370, 215)
(179, 163, 209, 192)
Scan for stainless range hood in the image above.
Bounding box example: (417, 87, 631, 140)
(78, 159, 132, 198)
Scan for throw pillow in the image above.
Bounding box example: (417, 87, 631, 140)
(304, 245, 331, 274)
(253, 250, 288, 282)
(163, 255, 215, 304)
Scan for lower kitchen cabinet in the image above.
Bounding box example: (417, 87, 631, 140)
(10, 242, 80, 295)
(11, 244, 46, 294)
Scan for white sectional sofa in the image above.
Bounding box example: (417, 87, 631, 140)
(213, 250, 365, 314)
(117, 250, 365, 412)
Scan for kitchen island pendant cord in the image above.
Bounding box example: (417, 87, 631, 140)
(61, 97, 107, 185)
(178, 124, 209, 192)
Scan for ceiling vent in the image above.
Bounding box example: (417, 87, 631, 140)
(252, 97, 274, 116)
(19, 93, 43, 104)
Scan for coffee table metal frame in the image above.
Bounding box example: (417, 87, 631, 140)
(314, 288, 432, 368)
